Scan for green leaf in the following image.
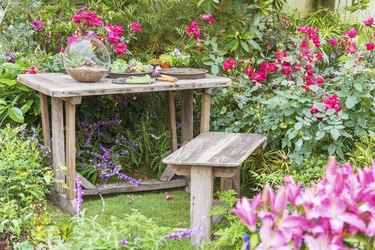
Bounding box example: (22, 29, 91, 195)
(7, 107, 24, 123)
(211, 65, 219, 75)
(250, 234, 259, 249)
(240, 40, 250, 52)
(316, 131, 325, 141)
(354, 82, 363, 91)
(346, 96, 358, 109)
(230, 40, 240, 52)
(248, 39, 262, 51)
(331, 129, 340, 140)
(241, 32, 252, 40)
(294, 122, 303, 130)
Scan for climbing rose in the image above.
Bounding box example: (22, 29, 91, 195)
(282, 65, 292, 75)
(329, 38, 337, 46)
(348, 43, 357, 54)
(345, 28, 357, 38)
(105, 24, 124, 35)
(364, 17, 374, 27)
(366, 42, 375, 51)
(114, 42, 127, 55)
(300, 39, 309, 48)
(199, 13, 212, 22)
(316, 54, 324, 61)
(27, 66, 37, 74)
(186, 20, 200, 40)
(107, 32, 120, 43)
(323, 94, 342, 113)
(130, 22, 142, 32)
(223, 57, 237, 71)
(245, 66, 254, 77)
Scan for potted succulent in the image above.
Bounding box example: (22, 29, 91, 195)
(159, 54, 173, 69)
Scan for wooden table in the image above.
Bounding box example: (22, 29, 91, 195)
(17, 73, 231, 214)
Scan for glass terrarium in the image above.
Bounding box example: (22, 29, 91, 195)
(63, 34, 110, 83)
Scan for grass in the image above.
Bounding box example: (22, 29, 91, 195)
(47, 188, 199, 249)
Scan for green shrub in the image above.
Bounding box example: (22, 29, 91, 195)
(0, 125, 53, 207)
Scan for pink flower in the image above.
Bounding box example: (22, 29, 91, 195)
(32, 19, 44, 31)
(310, 106, 318, 114)
(130, 22, 142, 32)
(364, 17, 374, 27)
(60, 47, 65, 54)
(199, 13, 212, 22)
(107, 32, 120, 43)
(209, 17, 216, 24)
(347, 43, 357, 54)
(329, 38, 337, 46)
(66, 33, 78, 45)
(105, 24, 124, 35)
(245, 66, 254, 77)
(323, 94, 342, 113)
(316, 53, 324, 61)
(358, 53, 364, 61)
(223, 57, 237, 71)
(252, 71, 267, 83)
(366, 42, 375, 51)
(90, 17, 103, 27)
(73, 12, 84, 23)
(28, 66, 37, 74)
(186, 20, 200, 40)
(82, 5, 88, 11)
(345, 28, 357, 38)
(282, 65, 292, 75)
(316, 75, 325, 85)
(165, 195, 173, 200)
(300, 39, 309, 48)
(114, 42, 127, 55)
(232, 195, 260, 232)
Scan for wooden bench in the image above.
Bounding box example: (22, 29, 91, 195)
(162, 131, 266, 243)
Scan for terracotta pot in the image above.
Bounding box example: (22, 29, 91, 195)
(160, 63, 171, 69)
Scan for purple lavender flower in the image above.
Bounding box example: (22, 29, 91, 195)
(243, 233, 250, 250)
(121, 238, 127, 246)
(75, 176, 83, 215)
(118, 173, 141, 187)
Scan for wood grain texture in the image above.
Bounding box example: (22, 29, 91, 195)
(82, 178, 187, 195)
(200, 93, 211, 133)
(76, 173, 96, 190)
(65, 102, 76, 200)
(167, 91, 178, 151)
(190, 166, 213, 243)
(163, 132, 266, 167)
(47, 192, 76, 215)
(169, 165, 239, 178)
(181, 89, 194, 145)
(17, 73, 231, 97)
(51, 97, 65, 194)
(39, 93, 51, 148)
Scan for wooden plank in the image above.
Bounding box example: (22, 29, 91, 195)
(232, 170, 241, 195)
(77, 173, 97, 190)
(190, 166, 213, 243)
(220, 178, 233, 192)
(17, 73, 231, 97)
(40, 93, 51, 148)
(169, 165, 239, 178)
(200, 93, 211, 133)
(61, 97, 82, 105)
(65, 102, 76, 200)
(82, 178, 187, 195)
(47, 191, 76, 215)
(181, 89, 194, 144)
(163, 132, 266, 167)
(51, 97, 65, 194)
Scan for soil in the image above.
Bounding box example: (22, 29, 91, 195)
(66, 66, 107, 83)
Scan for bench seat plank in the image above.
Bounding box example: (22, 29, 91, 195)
(163, 132, 266, 167)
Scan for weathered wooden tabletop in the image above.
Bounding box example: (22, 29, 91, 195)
(17, 73, 231, 97)
(163, 132, 266, 167)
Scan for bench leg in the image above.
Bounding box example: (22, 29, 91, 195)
(190, 166, 213, 243)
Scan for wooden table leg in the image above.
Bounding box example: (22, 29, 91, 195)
(65, 102, 76, 200)
(40, 93, 51, 149)
(190, 166, 213, 243)
(200, 92, 211, 133)
(160, 91, 178, 182)
(181, 90, 194, 144)
(51, 97, 65, 194)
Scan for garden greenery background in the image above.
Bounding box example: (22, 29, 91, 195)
(1, 0, 375, 249)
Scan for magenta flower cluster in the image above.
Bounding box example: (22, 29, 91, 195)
(69, 7, 141, 55)
(233, 157, 375, 249)
(186, 13, 215, 40)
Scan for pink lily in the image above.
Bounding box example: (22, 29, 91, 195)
(232, 195, 261, 232)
